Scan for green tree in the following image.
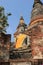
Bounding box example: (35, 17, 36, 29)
(0, 7, 11, 34)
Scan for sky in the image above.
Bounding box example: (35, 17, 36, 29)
(0, 0, 43, 41)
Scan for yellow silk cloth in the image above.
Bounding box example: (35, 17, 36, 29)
(15, 34, 26, 49)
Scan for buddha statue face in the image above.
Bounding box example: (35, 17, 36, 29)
(34, 0, 41, 3)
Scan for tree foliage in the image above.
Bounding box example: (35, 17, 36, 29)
(0, 7, 11, 34)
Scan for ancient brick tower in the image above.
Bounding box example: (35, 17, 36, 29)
(27, 0, 43, 59)
(0, 7, 11, 61)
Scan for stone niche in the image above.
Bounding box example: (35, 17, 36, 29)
(30, 23, 43, 59)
